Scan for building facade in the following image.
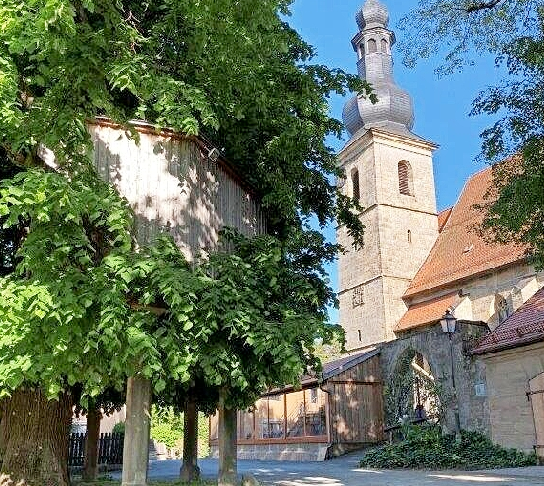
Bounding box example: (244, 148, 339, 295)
(338, 0, 544, 455)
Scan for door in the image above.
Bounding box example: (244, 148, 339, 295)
(529, 372, 544, 464)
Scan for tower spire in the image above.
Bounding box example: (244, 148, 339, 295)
(343, 0, 415, 139)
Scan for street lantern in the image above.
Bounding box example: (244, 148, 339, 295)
(440, 309, 461, 439)
(440, 310, 457, 334)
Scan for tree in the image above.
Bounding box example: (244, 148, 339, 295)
(400, 0, 544, 266)
(191, 232, 334, 486)
(0, 1, 369, 483)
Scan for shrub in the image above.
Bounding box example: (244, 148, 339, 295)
(112, 421, 125, 434)
(360, 425, 538, 470)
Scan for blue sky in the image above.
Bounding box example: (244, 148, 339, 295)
(286, 0, 506, 322)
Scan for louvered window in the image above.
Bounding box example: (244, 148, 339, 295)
(398, 161, 414, 196)
(352, 168, 360, 202)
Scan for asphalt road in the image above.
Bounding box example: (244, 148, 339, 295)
(111, 455, 544, 486)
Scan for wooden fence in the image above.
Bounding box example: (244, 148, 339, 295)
(68, 433, 124, 466)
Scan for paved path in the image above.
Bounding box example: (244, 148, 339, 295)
(112, 455, 544, 485)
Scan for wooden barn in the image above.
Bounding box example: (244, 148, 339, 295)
(209, 349, 384, 461)
(88, 117, 266, 260)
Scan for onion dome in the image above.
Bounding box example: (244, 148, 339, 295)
(356, 0, 389, 30)
(344, 0, 415, 138)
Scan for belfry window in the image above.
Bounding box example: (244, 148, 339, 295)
(359, 43, 365, 58)
(381, 39, 388, 52)
(398, 161, 414, 196)
(367, 38, 377, 53)
(351, 168, 360, 202)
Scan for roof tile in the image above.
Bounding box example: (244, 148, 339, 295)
(405, 167, 526, 297)
(396, 292, 459, 332)
(473, 287, 544, 354)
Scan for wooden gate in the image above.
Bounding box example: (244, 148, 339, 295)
(529, 372, 544, 464)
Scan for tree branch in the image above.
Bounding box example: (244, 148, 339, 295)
(466, 0, 502, 13)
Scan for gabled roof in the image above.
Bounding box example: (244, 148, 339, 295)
(472, 287, 544, 355)
(261, 348, 380, 396)
(322, 348, 380, 380)
(395, 292, 459, 333)
(405, 167, 526, 298)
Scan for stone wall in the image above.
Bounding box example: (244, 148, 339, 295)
(208, 443, 328, 462)
(480, 342, 544, 452)
(458, 265, 544, 330)
(380, 322, 490, 435)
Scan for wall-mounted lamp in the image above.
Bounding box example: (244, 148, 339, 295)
(207, 147, 221, 162)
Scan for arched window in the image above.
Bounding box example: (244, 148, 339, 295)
(351, 168, 360, 202)
(407, 230, 412, 244)
(367, 38, 377, 53)
(359, 43, 365, 58)
(398, 161, 414, 196)
(381, 39, 388, 52)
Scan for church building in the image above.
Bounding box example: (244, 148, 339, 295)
(209, 0, 544, 462)
(337, 0, 544, 462)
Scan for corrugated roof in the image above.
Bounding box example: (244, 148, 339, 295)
(472, 287, 544, 355)
(395, 292, 459, 333)
(405, 167, 526, 298)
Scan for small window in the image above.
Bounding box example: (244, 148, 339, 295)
(358, 330, 362, 342)
(367, 38, 377, 53)
(408, 230, 412, 243)
(381, 39, 388, 52)
(398, 161, 414, 196)
(310, 389, 318, 404)
(351, 168, 360, 202)
(495, 294, 510, 324)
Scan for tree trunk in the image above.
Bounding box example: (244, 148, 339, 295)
(179, 397, 200, 482)
(0, 388, 72, 486)
(82, 407, 102, 481)
(218, 390, 237, 486)
(121, 376, 151, 486)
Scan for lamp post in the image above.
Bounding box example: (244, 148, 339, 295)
(440, 310, 461, 440)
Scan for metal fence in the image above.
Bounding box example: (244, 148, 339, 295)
(68, 432, 124, 467)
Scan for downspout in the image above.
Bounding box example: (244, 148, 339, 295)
(319, 376, 334, 460)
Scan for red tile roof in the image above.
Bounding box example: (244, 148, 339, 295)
(438, 207, 452, 233)
(405, 167, 526, 298)
(395, 292, 459, 332)
(472, 287, 544, 354)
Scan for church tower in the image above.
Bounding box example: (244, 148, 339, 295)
(338, 0, 439, 351)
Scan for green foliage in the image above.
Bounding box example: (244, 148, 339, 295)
(150, 405, 183, 452)
(398, 0, 542, 74)
(360, 426, 538, 470)
(401, 2, 544, 267)
(0, 0, 351, 428)
(0, 0, 368, 255)
(0, 169, 205, 400)
(384, 350, 443, 428)
(187, 230, 333, 410)
(112, 421, 125, 434)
